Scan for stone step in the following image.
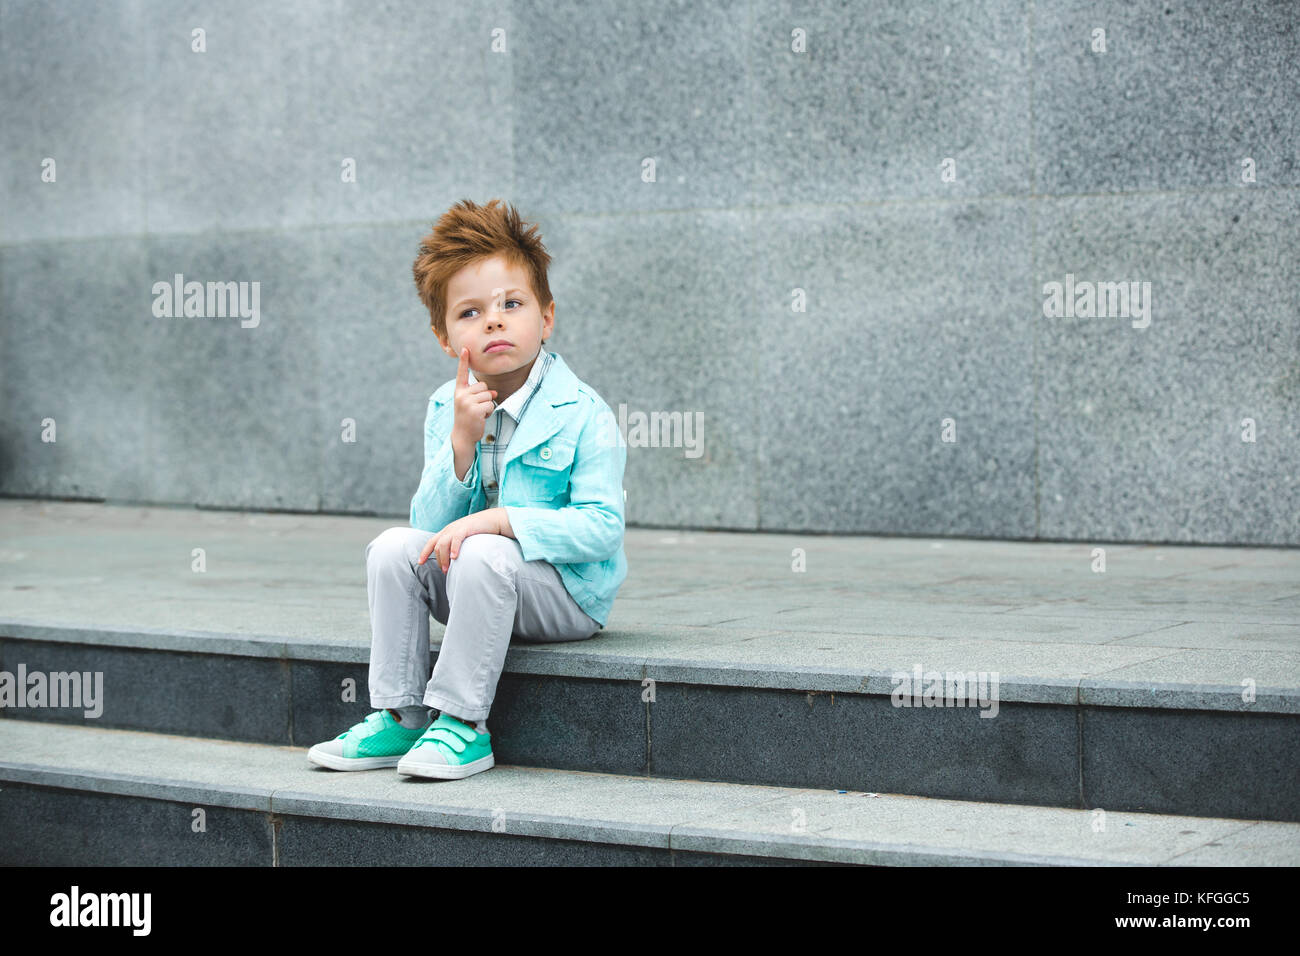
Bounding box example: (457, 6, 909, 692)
(2, 717, 1295, 866)
(3, 617, 1299, 824)
(3, 499, 1297, 824)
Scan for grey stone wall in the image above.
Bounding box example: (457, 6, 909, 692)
(2, 0, 1296, 545)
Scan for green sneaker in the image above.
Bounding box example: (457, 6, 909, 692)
(396, 713, 495, 779)
(307, 710, 428, 770)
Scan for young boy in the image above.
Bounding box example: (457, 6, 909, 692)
(308, 198, 628, 780)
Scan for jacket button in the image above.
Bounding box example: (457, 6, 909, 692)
(487, 481, 497, 489)
(485, 434, 494, 443)
(540, 447, 552, 460)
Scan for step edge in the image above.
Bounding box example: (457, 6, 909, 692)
(6, 621, 1299, 714)
(4, 719, 1296, 866)
(0, 762, 1193, 867)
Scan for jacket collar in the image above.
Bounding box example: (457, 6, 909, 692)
(437, 349, 582, 468)
(502, 349, 580, 464)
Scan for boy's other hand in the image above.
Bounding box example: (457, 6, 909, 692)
(418, 509, 506, 573)
(450, 346, 497, 449)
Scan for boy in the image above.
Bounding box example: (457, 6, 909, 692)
(308, 198, 628, 780)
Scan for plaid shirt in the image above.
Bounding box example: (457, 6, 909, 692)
(463, 346, 555, 509)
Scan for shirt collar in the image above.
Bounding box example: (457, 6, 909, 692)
(467, 345, 551, 422)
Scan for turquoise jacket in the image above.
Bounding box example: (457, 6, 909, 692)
(409, 350, 628, 627)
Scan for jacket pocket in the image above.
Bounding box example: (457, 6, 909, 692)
(512, 437, 575, 501)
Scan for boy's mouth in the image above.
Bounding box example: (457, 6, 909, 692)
(485, 340, 513, 353)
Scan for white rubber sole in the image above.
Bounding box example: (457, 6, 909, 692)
(396, 752, 495, 780)
(307, 745, 406, 771)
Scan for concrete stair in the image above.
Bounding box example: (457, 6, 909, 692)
(3, 616, 1298, 826)
(3, 717, 1294, 866)
(2, 499, 1299, 864)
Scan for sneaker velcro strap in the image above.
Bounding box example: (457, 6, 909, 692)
(430, 716, 478, 743)
(341, 711, 384, 739)
(425, 727, 468, 754)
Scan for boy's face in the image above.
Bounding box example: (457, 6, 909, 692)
(437, 253, 554, 375)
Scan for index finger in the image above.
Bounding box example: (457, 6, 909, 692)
(456, 346, 469, 387)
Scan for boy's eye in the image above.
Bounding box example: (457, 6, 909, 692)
(460, 300, 521, 319)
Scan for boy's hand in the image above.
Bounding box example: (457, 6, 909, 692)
(418, 509, 506, 573)
(450, 346, 497, 449)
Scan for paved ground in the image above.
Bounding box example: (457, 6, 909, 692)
(2, 499, 1297, 705)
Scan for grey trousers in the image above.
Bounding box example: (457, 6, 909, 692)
(364, 527, 602, 724)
